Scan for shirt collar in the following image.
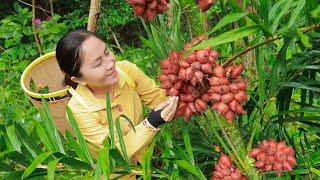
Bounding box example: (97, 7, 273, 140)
(75, 71, 126, 112)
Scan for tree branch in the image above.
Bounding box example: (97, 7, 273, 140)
(18, 0, 52, 14)
(87, 0, 101, 32)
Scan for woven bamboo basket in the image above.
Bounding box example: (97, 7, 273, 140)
(20, 51, 73, 133)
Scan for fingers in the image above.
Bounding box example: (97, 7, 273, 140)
(166, 97, 179, 121)
(154, 97, 171, 111)
(161, 97, 176, 117)
(161, 96, 179, 121)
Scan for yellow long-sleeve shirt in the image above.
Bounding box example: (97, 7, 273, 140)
(67, 60, 166, 178)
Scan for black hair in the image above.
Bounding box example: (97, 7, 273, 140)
(56, 29, 101, 88)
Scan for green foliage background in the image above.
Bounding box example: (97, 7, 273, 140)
(0, 0, 320, 179)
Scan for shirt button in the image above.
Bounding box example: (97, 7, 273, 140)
(117, 105, 123, 112)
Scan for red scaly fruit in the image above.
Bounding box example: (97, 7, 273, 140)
(265, 156, 275, 165)
(218, 77, 229, 85)
(274, 150, 286, 162)
(185, 67, 193, 80)
(249, 139, 297, 176)
(221, 93, 234, 103)
(210, 93, 221, 102)
(194, 71, 204, 82)
(211, 153, 247, 180)
(191, 62, 202, 71)
(209, 50, 219, 65)
(194, 101, 202, 112)
(184, 94, 194, 103)
(178, 69, 186, 80)
(257, 152, 266, 161)
(201, 94, 211, 102)
(169, 87, 179, 96)
(184, 107, 192, 121)
(229, 84, 239, 93)
(148, 0, 157, 9)
(179, 60, 190, 68)
(169, 51, 182, 60)
(161, 81, 172, 89)
(133, 5, 146, 16)
(231, 64, 243, 78)
(160, 59, 170, 68)
(209, 77, 220, 86)
(236, 81, 247, 90)
(255, 161, 265, 168)
(225, 111, 234, 123)
(174, 80, 184, 90)
(168, 74, 178, 83)
(178, 102, 187, 110)
(128, 0, 146, 5)
(213, 65, 225, 77)
(286, 156, 297, 166)
(266, 139, 277, 155)
(234, 91, 247, 102)
(210, 50, 219, 59)
(228, 100, 238, 112)
(235, 105, 245, 114)
(188, 102, 197, 113)
(249, 148, 260, 157)
(276, 141, 287, 150)
(158, 74, 167, 81)
(220, 85, 230, 94)
(190, 76, 198, 85)
(196, 49, 209, 63)
(264, 164, 273, 172)
(213, 102, 229, 115)
(201, 63, 213, 74)
(186, 52, 197, 63)
(144, 9, 156, 21)
(195, 99, 207, 111)
(198, 0, 214, 12)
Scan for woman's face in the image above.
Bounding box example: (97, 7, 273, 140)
(76, 36, 119, 88)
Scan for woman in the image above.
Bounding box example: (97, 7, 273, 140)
(56, 30, 178, 178)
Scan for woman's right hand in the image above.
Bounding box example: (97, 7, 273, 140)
(154, 96, 179, 122)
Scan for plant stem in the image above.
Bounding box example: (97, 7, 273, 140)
(49, 0, 54, 17)
(207, 111, 261, 179)
(0, 46, 6, 52)
(223, 24, 320, 67)
(32, 0, 44, 55)
(109, 28, 123, 53)
(213, 113, 246, 171)
(247, 112, 261, 152)
(202, 113, 231, 155)
(224, 36, 281, 67)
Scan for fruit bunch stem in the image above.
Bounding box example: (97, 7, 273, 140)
(205, 111, 261, 179)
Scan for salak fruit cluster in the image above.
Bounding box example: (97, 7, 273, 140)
(249, 139, 297, 176)
(158, 46, 248, 123)
(211, 153, 247, 180)
(127, 0, 170, 21)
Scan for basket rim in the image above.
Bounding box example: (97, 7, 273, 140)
(20, 51, 68, 99)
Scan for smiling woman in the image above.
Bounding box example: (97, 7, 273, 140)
(55, 29, 179, 179)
